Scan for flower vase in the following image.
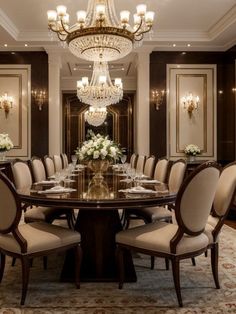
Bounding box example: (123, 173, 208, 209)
(0, 150, 6, 161)
(88, 160, 110, 180)
(188, 155, 195, 162)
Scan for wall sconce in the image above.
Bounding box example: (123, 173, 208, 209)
(181, 93, 199, 118)
(32, 89, 47, 111)
(0, 93, 13, 118)
(151, 89, 165, 110)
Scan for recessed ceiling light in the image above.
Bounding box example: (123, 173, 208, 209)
(173, 44, 176, 47)
(11, 52, 15, 55)
(4, 44, 7, 47)
(187, 44, 191, 47)
(122, 67, 125, 71)
(177, 65, 180, 68)
(89, 64, 92, 68)
(73, 67, 77, 71)
(182, 52, 186, 55)
(24, 44, 28, 47)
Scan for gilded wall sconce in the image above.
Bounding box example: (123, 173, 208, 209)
(32, 89, 47, 111)
(0, 93, 13, 118)
(151, 89, 165, 110)
(181, 93, 199, 118)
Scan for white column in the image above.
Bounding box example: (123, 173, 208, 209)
(47, 51, 62, 156)
(135, 49, 152, 156)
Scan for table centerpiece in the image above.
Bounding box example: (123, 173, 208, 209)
(184, 144, 201, 162)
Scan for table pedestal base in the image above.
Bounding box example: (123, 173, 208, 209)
(61, 209, 136, 282)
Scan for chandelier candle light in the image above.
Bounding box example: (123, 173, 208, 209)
(77, 61, 123, 107)
(47, 0, 155, 62)
(85, 106, 107, 126)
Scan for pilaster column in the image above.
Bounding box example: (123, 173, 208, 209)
(135, 48, 152, 156)
(47, 50, 62, 156)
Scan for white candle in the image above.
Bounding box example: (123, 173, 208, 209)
(77, 10, 86, 23)
(47, 10, 57, 22)
(56, 5, 67, 16)
(120, 11, 130, 24)
(136, 4, 147, 16)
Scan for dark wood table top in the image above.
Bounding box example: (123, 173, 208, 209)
(17, 168, 176, 210)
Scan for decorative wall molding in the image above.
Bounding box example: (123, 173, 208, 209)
(0, 64, 31, 159)
(167, 64, 217, 160)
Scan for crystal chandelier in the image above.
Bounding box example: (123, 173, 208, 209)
(47, 0, 155, 62)
(85, 106, 107, 126)
(77, 61, 123, 107)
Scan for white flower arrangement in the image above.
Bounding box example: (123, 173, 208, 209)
(0, 133, 14, 152)
(184, 144, 201, 156)
(75, 132, 123, 162)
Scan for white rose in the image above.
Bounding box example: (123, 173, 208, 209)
(93, 150, 100, 159)
(101, 148, 108, 157)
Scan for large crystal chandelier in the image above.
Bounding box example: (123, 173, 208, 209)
(77, 61, 123, 107)
(85, 106, 107, 126)
(47, 0, 155, 62)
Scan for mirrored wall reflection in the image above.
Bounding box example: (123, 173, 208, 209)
(62, 92, 134, 159)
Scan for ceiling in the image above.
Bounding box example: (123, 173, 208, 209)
(0, 0, 236, 82)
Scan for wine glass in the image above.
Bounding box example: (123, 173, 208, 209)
(121, 155, 127, 164)
(71, 155, 77, 168)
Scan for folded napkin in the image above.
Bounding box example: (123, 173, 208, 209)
(119, 186, 157, 194)
(137, 179, 160, 184)
(120, 178, 132, 183)
(48, 175, 55, 179)
(68, 173, 79, 177)
(63, 179, 76, 183)
(116, 173, 127, 176)
(76, 164, 85, 169)
(38, 186, 76, 194)
(34, 180, 59, 185)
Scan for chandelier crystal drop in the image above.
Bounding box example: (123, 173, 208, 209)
(47, 0, 155, 62)
(77, 61, 123, 107)
(85, 106, 107, 126)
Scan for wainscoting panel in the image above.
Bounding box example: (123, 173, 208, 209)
(167, 64, 217, 160)
(0, 65, 31, 158)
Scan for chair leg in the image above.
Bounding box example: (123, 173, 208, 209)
(43, 256, 48, 270)
(0, 253, 6, 282)
(171, 258, 183, 307)
(150, 256, 155, 269)
(205, 250, 208, 257)
(116, 246, 125, 289)
(211, 243, 220, 289)
(191, 257, 196, 266)
(11, 257, 16, 266)
(165, 258, 169, 270)
(20, 257, 30, 305)
(74, 245, 82, 289)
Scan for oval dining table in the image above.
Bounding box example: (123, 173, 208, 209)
(17, 166, 176, 283)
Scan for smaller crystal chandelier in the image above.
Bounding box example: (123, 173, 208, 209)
(47, 0, 155, 62)
(31, 89, 47, 110)
(85, 106, 107, 126)
(77, 61, 123, 107)
(0, 93, 13, 118)
(151, 89, 165, 110)
(181, 93, 200, 118)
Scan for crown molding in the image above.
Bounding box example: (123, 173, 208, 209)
(0, 9, 19, 40)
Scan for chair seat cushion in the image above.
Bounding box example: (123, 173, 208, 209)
(0, 222, 81, 254)
(116, 221, 209, 255)
(141, 206, 172, 222)
(24, 206, 70, 223)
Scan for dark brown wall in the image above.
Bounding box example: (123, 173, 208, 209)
(150, 50, 236, 163)
(0, 51, 48, 157)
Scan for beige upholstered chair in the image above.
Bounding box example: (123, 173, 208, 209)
(116, 161, 221, 307)
(143, 156, 155, 178)
(12, 160, 73, 226)
(61, 153, 69, 169)
(44, 156, 55, 178)
(135, 155, 146, 173)
(31, 157, 47, 183)
(130, 153, 137, 169)
(153, 158, 169, 183)
(53, 154, 63, 172)
(0, 171, 82, 305)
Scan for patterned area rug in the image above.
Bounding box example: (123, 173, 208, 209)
(0, 225, 236, 314)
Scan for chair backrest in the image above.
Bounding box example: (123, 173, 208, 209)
(143, 156, 155, 177)
(175, 162, 221, 236)
(168, 159, 186, 193)
(136, 155, 146, 173)
(153, 158, 169, 183)
(12, 160, 32, 190)
(53, 155, 63, 172)
(61, 153, 69, 168)
(130, 153, 137, 169)
(0, 171, 22, 234)
(44, 156, 55, 177)
(31, 157, 47, 182)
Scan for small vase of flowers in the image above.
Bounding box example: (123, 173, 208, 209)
(184, 144, 201, 162)
(0, 133, 13, 161)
